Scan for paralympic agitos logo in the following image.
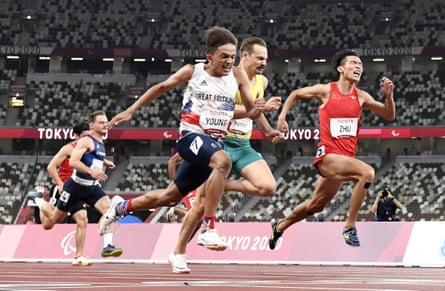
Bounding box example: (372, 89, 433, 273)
(60, 230, 76, 256)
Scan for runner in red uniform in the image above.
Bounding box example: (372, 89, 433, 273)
(269, 49, 395, 248)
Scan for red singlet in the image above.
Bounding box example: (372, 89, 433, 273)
(57, 142, 76, 183)
(314, 82, 361, 167)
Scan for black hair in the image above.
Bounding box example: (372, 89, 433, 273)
(332, 49, 359, 71)
(72, 122, 89, 135)
(206, 26, 237, 54)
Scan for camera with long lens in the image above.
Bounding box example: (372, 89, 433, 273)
(381, 185, 390, 198)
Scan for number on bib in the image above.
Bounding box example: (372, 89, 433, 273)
(60, 191, 71, 203)
(316, 145, 326, 158)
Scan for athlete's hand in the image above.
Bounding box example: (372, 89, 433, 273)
(57, 182, 64, 194)
(379, 77, 394, 98)
(254, 98, 266, 111)
(265, 129, 284, 144)
(247, 98, 266, 119)
(109, 110, 133, 129)
(104, 160, 116, 170)
(264, 96, 281, 112)
(91, 169, 108, 182)
(277, 117, 289, 133)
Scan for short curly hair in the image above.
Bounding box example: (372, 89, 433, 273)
(206, 26, 237, 54)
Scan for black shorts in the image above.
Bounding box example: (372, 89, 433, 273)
(55, 179, 105, 213)
(50, 184, 85, 215)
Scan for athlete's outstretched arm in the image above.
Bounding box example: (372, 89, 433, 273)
(109, 64, 195, 128)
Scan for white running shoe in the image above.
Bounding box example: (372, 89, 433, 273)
(98, 195, 124, 236)
(166, 207, 177, 222)
(168, 252, 191, 274)
(196, 229, 227, 251)
(71, 256, 92, 266)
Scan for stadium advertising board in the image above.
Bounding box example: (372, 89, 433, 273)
(0, 127, 444, 140)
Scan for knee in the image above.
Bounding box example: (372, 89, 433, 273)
(361, 165, 375, 182)
(212, 152, 232, 174)
(256, 181, 276, 197)
(75, 214, 88, 228)
(42, 222, 54, 230)
(190, 204, 205, 217)
(164, 191, 182, 207)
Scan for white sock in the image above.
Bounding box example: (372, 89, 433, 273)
(103, 233, 113, 247)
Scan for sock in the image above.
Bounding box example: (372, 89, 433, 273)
(115, 200, 131, 216)
(103, 233, 113, 247)
(203, 216, 215, 229)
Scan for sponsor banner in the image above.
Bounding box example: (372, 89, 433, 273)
(1, 127, 444, 140)
(10, 223, 162, 260)
(0, 225, 26, 259)
(50, 47, 168, 58)
(354, 47, 423, 57)
(403, 221, 445, 267)
(1, 221, 418, 265)
(185, 222, 412, 263)
(13, 224, 102, 259)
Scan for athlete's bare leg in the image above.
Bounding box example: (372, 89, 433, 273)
(39, 202, 67, 230)
(124, 184, 184, 211)
(224, 159, 276, 197)
(316, 154, 374, 230)
(276, 153, 374, 232)
(72, 210, 88, 259)
(174, 189, 205, 255)
(203, 151, 232, 219)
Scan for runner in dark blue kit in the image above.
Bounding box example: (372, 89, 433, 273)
(35, 111, 123, 258)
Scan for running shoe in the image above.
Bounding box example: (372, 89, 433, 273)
(98, 195, 125, 236)
(26, 191, 45, 208)
(269, 218, 282, 250)
(101, 244, 124, 257)
(343, 227, 360, 247)
(166, 207, 177, 222)
(71, 256, 92, 266)
(25, 191, 43, 201)
(168, 252, 191, 274)
(196, 229, 227, 251)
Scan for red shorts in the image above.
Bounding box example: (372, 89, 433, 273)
(313, 144, 355, 176)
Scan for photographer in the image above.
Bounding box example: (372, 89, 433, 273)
(371, 185, 404, 221)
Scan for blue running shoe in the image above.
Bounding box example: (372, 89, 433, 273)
(269, 218, 282, 250)
(343, 227, 360, 247)
(101, 244, 123, 257)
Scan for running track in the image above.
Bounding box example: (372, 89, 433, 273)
(0, 262, 444, 290)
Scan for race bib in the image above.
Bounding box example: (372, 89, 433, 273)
(199, 108, 233, 135)
(330, 118, 358, 138)
(91, 159, 104, 171)
(228, 117, 253, 135)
